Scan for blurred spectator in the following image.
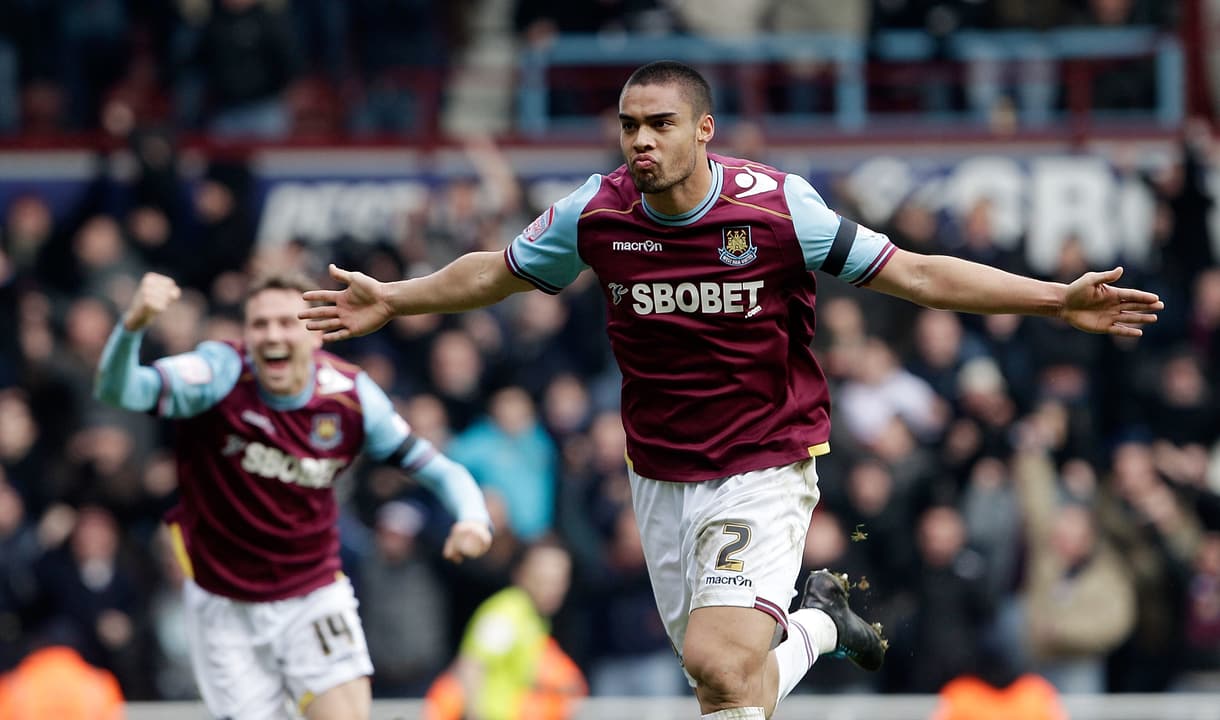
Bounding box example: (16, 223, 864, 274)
(28, 505, 143, 696)
(403, 393, 455, 449)
(1189, 268, 1220, 381)
(554, 409, 629, 580)
(428, 538, 585, 720)
(72, 215, 146, 304)
(290, 0, 348, 80)
(187, 160, 256, 293)
(838, 337, 949, 449)
(766, 1, 871, 115)
(176, 0, 303, 138)
(349, 0, 453, 135)
(964, 1, 1063, 128)
(960, 456, 1022, 601)
(1146, 128, 1217, 292)
(886, 504, 994, 693)
(0, 643, 124, 720)
(449, 386, 558, 541)
(947, 197, 1026, 273)
(2, 195, 56, 294)
(541, 373, 593, 444)
(501, 292, 578, 396)
(870, 0, 995, 117)
(358, 500, 451, 697)
(0, 3, 17, 134)
(1065, 0, 1176, 113)
(586, 506, 687, 697)
(836, 457, 919, 595)
(954, 357, 1019, 464)
(427, 329, 487, 432)
(1177, 532, 1220, 690)
(1099, 439, 1202, 691)
(57, 0, 130, 131)
(933, 673, 1067, 720)
(0, 390, 44, 511)
(436, 490, 520, 637)
(906, 309, 989, 401)
(978, 314, 1038, 411)
(1146, 349, 1217, 447)
(514, 0, 671, 121)
(667, 0, 770, 116)
(0, 472, 40, 670)
(1010, 444, 1136, 693)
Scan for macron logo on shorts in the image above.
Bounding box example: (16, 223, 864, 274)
(703, 574, 754, 588)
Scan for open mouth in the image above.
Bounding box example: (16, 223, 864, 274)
(261, 348, 291, 372)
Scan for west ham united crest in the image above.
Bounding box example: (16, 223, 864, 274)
(719, 226, 758, 267)
(310, 414, 343, 450)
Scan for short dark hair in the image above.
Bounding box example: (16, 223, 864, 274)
(624, 60, 713, 119)
(245, 270, 316, 306)
(245, 270, 314, 298)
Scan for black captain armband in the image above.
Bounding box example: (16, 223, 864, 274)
(821, 218, 858, 277)
(384, 435, 420, 468)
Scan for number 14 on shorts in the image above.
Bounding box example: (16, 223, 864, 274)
(312, 613, 355, 655)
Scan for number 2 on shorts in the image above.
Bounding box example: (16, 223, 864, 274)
(312, 613, 354, 656)
(715, 522, 751, 572)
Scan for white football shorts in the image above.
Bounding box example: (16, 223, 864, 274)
(183, 575, 373, 720)
(629, 458, 821, 670)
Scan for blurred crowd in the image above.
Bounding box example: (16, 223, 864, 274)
(0, 0, 1218, 707)
(1, 117, 1218, 701)
(0, 0, 1183, 139)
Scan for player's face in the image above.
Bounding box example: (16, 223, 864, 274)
(243, 288, 322, 397)
(619, 82, 710, 196)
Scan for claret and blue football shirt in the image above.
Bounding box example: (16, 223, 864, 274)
(95, 329, 489, 601)
(506, 154, 895, 482)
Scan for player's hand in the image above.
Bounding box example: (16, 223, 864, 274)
(299, 264, 394, 343)
(1060, 266, 1163, 337)
(442, 520, 493, 563)
(124, 272, 181, 331)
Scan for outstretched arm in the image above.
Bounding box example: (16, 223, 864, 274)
(865, 249, 1162, 337)
(356, 373, 492, 562)
(301, 253, 535, 343)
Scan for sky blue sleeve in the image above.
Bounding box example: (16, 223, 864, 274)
(786, 174, 898, 286)
(357, 372, 410, 460)
(150, 341, 243, 418)
(503, 174, 601, 294)
(95, 327, 240, 417)
(357, 374, 491, 526)
(94, 326, 162, 411)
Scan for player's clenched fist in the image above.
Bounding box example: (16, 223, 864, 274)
(124, 272, 182, 331)
(442, 520, 493, 563)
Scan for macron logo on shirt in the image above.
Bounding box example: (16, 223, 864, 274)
(612, 240, 664, 253)
(731, 167, 778, 199)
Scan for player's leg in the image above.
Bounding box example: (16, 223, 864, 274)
(302, 676, 371, 720)
(182, 579, 298, 720)
(275, 576, 374, 720)
(680, 460, 823, 717)
(683, 604, 777, 715)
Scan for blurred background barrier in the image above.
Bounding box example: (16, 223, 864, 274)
(3, 0, 1220, 711)
(125, 694, 1220, 720)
